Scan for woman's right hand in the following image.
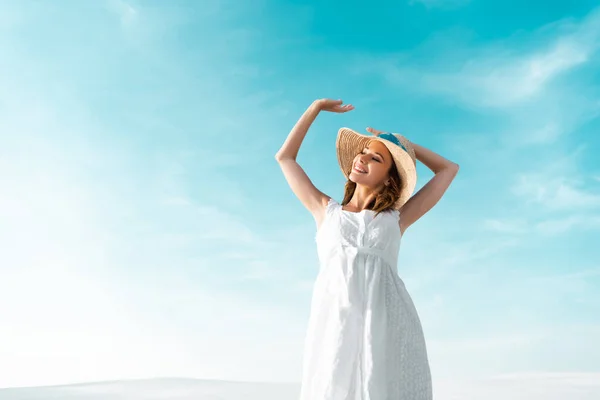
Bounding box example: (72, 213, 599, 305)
(314, 98, 355, 113)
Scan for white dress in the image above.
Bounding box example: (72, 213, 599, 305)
(299, 198, 432, 400)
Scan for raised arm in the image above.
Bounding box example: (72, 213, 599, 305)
(275, 99, 354, 226)
(398, 141, 459, 234)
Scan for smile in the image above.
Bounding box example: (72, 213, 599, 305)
(353, 164, 367, 174)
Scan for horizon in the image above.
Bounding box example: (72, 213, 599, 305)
(2, 374, 600, 399)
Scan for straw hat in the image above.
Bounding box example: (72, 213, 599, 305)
(336, 127, 417, 209)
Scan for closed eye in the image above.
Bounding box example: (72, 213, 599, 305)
(361, 149, 382, 163)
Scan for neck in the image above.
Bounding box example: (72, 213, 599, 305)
(348, 184, 381, 209)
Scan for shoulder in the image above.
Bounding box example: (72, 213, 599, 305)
(325, 197, 338, 207)
(322, 197, 339, 216)
(314, 196, 337, 229)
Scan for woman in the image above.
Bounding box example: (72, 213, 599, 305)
(275, 98, 459, 399)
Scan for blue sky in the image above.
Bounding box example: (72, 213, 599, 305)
(1, 0, 600, 390)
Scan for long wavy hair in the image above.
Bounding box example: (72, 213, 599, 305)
(341, 161, 403, 216)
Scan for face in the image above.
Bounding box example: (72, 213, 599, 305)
(348, 140, 394, 188)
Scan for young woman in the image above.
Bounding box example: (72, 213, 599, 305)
(275, 98, 459, 400)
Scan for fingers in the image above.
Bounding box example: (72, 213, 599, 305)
(334, 104, 354, 112)
(366, 127, 382, 136)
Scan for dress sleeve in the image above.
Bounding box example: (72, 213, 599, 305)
(325, 197, 339, 215)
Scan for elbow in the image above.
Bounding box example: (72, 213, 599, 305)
(275, 152, 294, 163)
(449, 162, 460, 178)
(449, 162, 459, 175)
(435, 162, 459, 175)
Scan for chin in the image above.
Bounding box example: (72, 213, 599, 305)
(348, 171, 362, 182)
(349, 171, 371, 186)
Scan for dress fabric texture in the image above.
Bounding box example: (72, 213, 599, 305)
(299, 198, 432, 400)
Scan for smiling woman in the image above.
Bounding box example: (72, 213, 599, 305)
(275, 98, 459, 400)
(341, 138, 404, 214)
(336, 128, 417, 216)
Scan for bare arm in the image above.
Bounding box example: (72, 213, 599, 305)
(275, 99, 354, 226)
(399, 141, 459, 234)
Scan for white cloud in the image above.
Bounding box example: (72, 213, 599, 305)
(535, 214, 600, 235)
(504, 143, 600, 215)
(426, 41, 585, 108)
(484, 214, 600, 236)
(512, 174, 600, 210)
(483, 218, 528, 234)
(107, 0, 138, 27)
(382, 7, 600, 109)
(526, 122, 563, 144)
(479, 143, 600, 236)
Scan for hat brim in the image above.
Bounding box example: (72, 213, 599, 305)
(336, 127, 417, 209)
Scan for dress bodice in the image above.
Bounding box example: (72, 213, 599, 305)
(315, 198, 402, 268)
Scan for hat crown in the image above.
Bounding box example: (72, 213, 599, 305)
(378, 132, 416, 165)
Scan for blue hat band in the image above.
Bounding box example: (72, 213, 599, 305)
(378, 132, 408, 153)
